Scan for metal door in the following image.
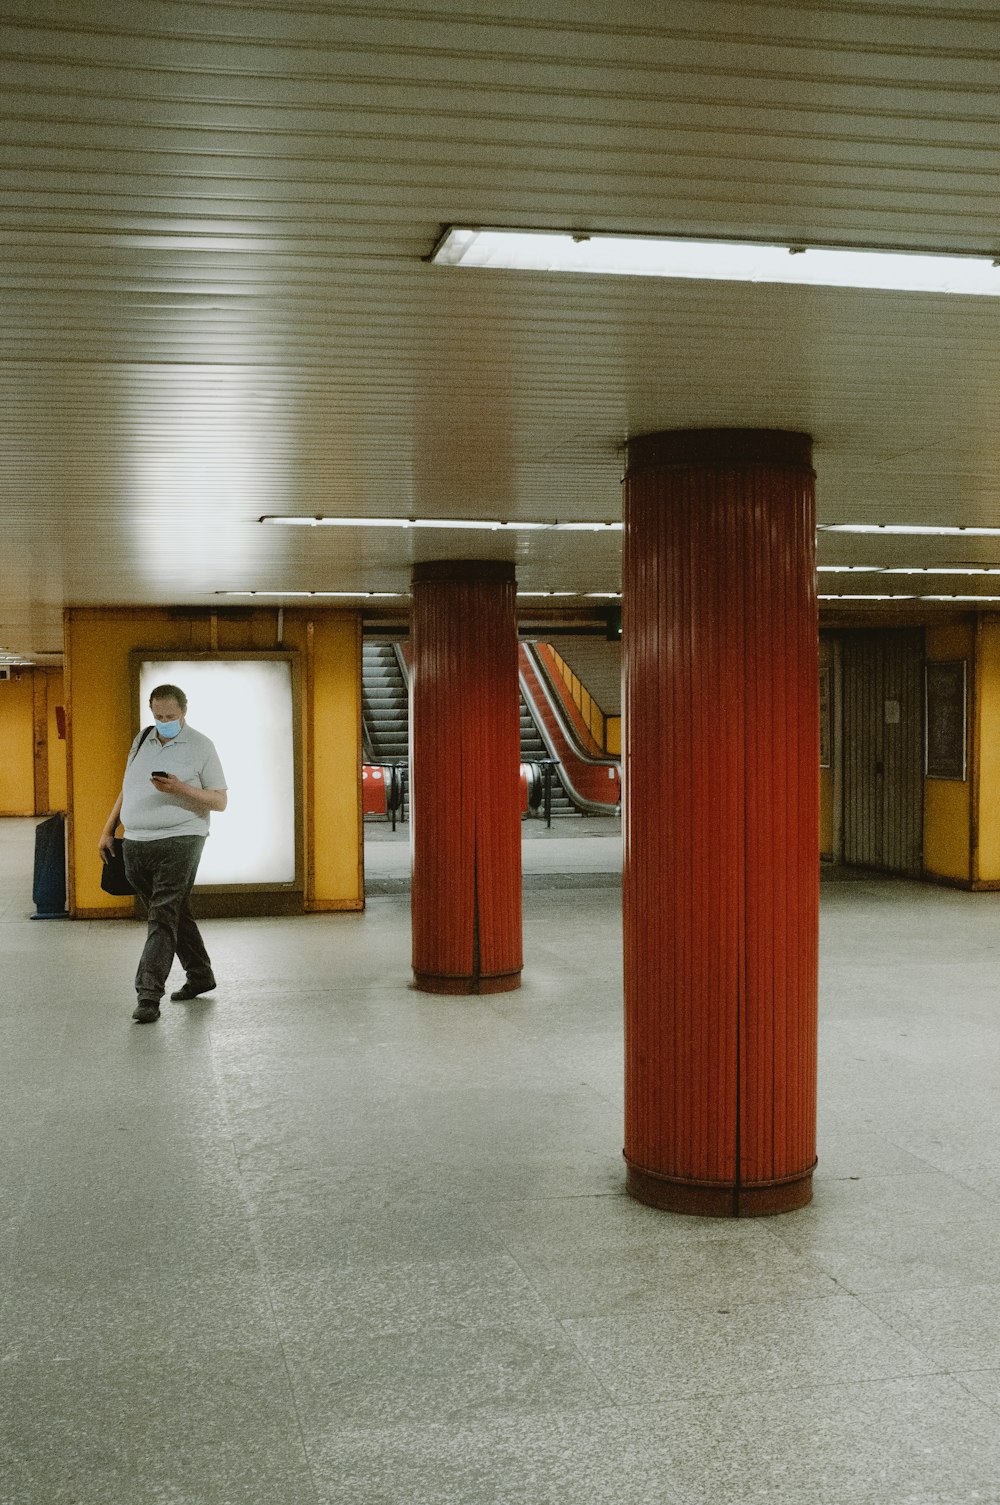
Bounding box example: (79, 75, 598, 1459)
(841, 630, 924, 875)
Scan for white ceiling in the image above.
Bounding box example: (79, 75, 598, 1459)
(4, 0, 1000, 660)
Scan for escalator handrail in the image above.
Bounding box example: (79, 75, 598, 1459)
(518, 667, 620, 815)
(520, 644, 621, 771)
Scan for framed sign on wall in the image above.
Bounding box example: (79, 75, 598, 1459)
(131, 651, 302, 891)
(924, 659, 967, 782)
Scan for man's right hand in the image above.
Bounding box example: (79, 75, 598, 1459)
(98, 832, 116, 865)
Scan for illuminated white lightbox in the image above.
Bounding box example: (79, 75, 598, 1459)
(137, 656, 298, 888)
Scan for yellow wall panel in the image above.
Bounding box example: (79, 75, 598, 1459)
(975, 617, 1000, 882)
(64, 608, 362, 916)
(46, 669, 67, 812)
(0, 672, 36, 815)
(297, 614, 363, 911)
(923, 621, 973, 883)
(605, 717, 621, 757)
(925, 780, 971, 881)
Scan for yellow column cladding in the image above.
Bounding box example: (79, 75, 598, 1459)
(923, 621, 973, 884)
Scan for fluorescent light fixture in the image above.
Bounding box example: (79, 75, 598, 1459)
(922, 594, 1000, 602)
(555, 521, 623, 532)
(816, 565, 883, 573)
(516, 591, 578, 598)
(884, 567, 1000, 576)
(261, 516, 411, 529)
(218, 590, 405, 599)
(820, 524, 1000, 536)
(818, 594, 914, 601)
(431, 227, 1000, 297)
(260, 514, 620, 532)
(584, 591, 622, 598)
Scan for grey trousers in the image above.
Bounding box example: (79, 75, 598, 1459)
(123, 836, 214, 1004)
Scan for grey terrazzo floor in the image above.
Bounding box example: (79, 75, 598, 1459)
(3, 816, 1000, 1503)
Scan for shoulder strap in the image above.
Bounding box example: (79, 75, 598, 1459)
(127, 724, 154, 766)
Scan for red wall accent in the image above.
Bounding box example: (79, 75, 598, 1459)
(622, 429, 818, 1216)
(410, 561, 522, 994)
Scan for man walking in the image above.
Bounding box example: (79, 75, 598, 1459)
(99, 683, 228, 1023)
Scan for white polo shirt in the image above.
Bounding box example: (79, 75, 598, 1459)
(121, 723, 227, 841)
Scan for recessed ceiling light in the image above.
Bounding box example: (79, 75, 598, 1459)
(819, 524, 1000, 537)
(430, 227, 1000, 297)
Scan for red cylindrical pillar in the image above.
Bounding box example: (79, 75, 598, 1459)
(410, 560, 522, 994)
(622, 429, 818, 1217)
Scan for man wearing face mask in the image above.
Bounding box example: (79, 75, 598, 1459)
(98, 684, 228, 1024)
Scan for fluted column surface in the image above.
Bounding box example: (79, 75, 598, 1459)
(410, 560, 522, 994)
(622, 429, 818, 1216)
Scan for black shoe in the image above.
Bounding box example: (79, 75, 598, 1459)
(170, 980, 216, 1001)
(132, 1002, 160, 1023)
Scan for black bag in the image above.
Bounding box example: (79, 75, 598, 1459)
(100, 838, 133, 897)
(100, 726, 153, 896)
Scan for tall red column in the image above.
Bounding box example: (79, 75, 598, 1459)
(410, 560, 522, 994)
(622, 430, 818, 1216)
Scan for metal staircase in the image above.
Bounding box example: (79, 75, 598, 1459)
(362, 641, 409, 818)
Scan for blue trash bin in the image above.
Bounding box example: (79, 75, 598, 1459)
(32, 812, 67, 919)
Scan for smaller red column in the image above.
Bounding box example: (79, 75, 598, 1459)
(410, 560, 522, 994)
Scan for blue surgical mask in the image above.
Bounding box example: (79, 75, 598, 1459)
(156, 719, 181, 740)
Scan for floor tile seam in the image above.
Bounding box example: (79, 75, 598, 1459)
(851, 1279, 1000, 1308)
(0, 1142, 51, 1326)
(182, 1165, 326, 1505)
(472, 1241, 626, 1410)
(221, 1069, 340, 1505)
(848, 1289, 998, 1373)
(560, 1284, 892, 1333)
(947, 1368, 1000, 1417)
(585, 1364, 964, 1410)
(531, 1282, 848, 1324)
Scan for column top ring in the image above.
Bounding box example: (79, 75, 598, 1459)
(412, 560, 517, 586)
(625, 428, 814, 476)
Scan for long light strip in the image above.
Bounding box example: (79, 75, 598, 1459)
(820, 566, 1000, 577)
(260, 514, 622, 532)
(430, 227, 1000, 297)
(265, 514, 1000, 540)
(218, 590, 405, 599)
(820, 524, 1000, 536)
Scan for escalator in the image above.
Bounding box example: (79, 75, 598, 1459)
(519, 695, 577, 818)
(362, 640, 409, 820)
(361, 638, 597, 821)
